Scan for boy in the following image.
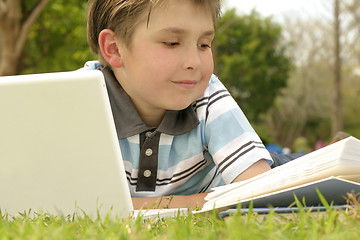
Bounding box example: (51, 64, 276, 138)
(84, 0, 273, 210)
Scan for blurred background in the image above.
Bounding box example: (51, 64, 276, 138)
(0, 0, 359, 154)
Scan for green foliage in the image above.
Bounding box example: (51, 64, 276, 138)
(215, 9, 292, 122)
(20, 0, 96, 74)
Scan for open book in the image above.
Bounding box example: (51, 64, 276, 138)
(196, 136, 360, 213)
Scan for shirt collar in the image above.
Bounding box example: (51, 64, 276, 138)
(99, 66, 200, 138)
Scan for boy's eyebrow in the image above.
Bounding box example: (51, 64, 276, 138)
(158, 27, 215, 37)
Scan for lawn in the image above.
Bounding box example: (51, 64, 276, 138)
(1, 194, 360, 239)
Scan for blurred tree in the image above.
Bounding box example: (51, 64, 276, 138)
(342, 0, 360, 138)
(0, 0, 50, 76)
(343, 0, 360, 64)
(20, 0, 96, 74)
(332, 0, 343, 137)
(215, 9, 292, 123)
(265, 16, 334, 147)
(265, 0, 360, 148)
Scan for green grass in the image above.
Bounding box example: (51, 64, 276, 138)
(1, 206, 360, 239)
(1, 194, 360, 240)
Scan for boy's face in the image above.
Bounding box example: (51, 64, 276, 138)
(114, 0, 215, 118)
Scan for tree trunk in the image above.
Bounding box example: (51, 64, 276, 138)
(0, 0, 50, 76)
(332, 0, 343, 136)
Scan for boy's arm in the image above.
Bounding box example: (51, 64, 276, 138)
(231, 159, 270, 182)
(132, 192, 208, 210)
(132, 159, 270, 210)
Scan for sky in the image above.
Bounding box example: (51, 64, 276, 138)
(222, 0, 329, 20)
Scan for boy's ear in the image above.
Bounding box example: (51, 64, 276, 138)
(98, 29, 124, 68)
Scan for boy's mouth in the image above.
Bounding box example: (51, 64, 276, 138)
(172, 80, 197, 89)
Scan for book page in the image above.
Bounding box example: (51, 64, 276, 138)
(201, 137, 360, 211)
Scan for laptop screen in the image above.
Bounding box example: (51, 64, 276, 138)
(0, 70, 133, 219)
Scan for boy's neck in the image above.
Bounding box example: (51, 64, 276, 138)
(111, 68, 166, 127)
(141, 110, 165, 128)
(132, 103, 166, 128)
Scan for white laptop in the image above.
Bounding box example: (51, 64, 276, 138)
(0, 70, 135, 219)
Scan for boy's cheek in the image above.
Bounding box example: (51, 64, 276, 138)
(203, 58, 214, 77)
(145, 50, 177, 68)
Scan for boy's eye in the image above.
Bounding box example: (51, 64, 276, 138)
(164, 42, 179, 47)
(198, 43, 211, 49)
(163, 42, 211, 49)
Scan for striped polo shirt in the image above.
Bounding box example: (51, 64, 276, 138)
(82, 61, 273, 197)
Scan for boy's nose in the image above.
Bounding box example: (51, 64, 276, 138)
(183, 46, 201, 70)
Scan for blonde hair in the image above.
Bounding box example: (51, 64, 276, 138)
(87, 0, 221, 65)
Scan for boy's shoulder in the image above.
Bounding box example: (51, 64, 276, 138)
(202, 74, 226, 97)
(208, 74, 220, 84)
(81, 61, 102, 71)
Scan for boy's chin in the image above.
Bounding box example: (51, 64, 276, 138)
(166, 102, 193, 111)
(164, 95, 202, 111)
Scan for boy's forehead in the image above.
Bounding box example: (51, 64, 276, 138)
(155, 27, 215, 39)
(145, 0, 215, 28)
